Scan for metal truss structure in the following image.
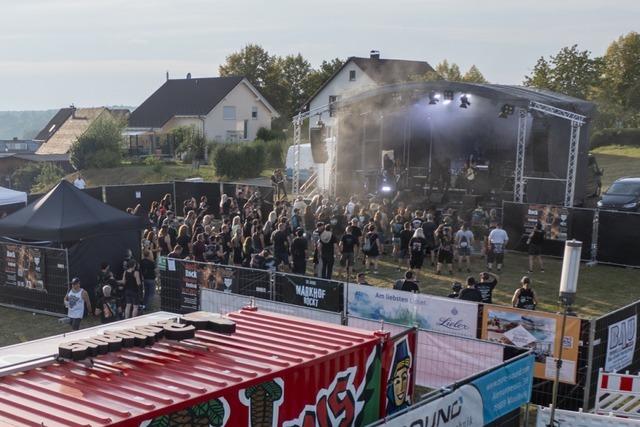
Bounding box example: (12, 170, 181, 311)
(513, 101, 587, 207)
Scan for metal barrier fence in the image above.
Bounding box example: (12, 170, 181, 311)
(0, 242, 69, 314)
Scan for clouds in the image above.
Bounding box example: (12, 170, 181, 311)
(0, 0, 639, 109)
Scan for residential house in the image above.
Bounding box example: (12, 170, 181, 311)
(34, 106, 129, 156)
(125, 75, 279, 156)
(0, 138, 40, 154)
(305, 51, 436, 136)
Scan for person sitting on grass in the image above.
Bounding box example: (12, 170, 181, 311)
(512, 276, 538, 310)
(394, 270, 420, 293)
(458, 276, 482, 302)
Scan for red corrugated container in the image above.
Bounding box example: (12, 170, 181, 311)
(0, 308, 387, 427)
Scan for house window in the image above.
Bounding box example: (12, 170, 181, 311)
(223, 106, 236, 120)
(349, 70, 356, 81)
(252, 106, 258, 119)
(243, 120, 249, 139)
(329, 95, 341, 117)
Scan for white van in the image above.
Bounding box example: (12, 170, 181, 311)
(285, 139, 335, 191)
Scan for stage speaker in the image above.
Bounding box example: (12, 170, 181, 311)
(310, 126, 328, 163)
(530, 116, 550, 173)
(429, 192, 444, 204)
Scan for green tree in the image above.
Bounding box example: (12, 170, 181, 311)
(11, 163, 42, 192)
(523, 45, 601, 99)
(276, 54, 313, 118)
(69, 115, 124, 169)
(462, 65, 488, 83)
(219, 44, 276, 93)
(435, 60, 462, 81)
(173, 125, 207, 168)
(32, 163, 64, 193)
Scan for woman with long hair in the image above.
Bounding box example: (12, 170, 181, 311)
(176, 225, 191, 257)
(231, 228, 244, 266)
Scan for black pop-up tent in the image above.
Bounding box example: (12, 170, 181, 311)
(0, 180, 143, 302)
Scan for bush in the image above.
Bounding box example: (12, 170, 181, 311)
(213, 141, 266, 179)
(261, 139, 290, 169)
(32, 163, 64, 193)
(144, 156, 164, 173)
(11, 163, 42, 192)
(591, 128, 640, 148)
(70, 116, 124, 169)
(256, 127, 286, 141)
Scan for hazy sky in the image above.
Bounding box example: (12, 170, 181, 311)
(1, 0, 638, 110)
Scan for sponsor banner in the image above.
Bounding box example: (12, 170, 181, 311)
(180, 261, 200, 313)
(2, 244, 45, 291)
(415, 329, 504, 389)
(605, 315, 637, 373)
(347, 284, 478, 338)
(472, 354, 534, 424)
(381, 330, 417, 417)
(525, 204, 569, 241)
(275, 273, 343, 313)
(537, 405, 640, 426)
(481, 305, 581, 384)
(380, 384, 483, 426)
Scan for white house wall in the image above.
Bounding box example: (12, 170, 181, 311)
(205, 81, 273, 141)
(308, 61, 377, 136)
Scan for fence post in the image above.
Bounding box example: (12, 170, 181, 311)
(588, 208, 600, 266)
(582, 317, 597, 410)
(269, 270, 276, 301)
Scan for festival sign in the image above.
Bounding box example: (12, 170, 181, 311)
(275, 273, 343, 313)
(2, 244, 45, 291)
(348, 284, 478, 338)
(180, 261, 200, 313)
(481, 305, 581, 384)
(605, 314, 637, 373)
(524, 204, 569, 241)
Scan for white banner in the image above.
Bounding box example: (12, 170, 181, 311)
(347, 284, 479, 338)
(347, 316, 410, 337)
(605, 314, 637, 373)
(379, 384, 483, 426)
(537, 405, 640, 426)
(201, 289, 342, 325)
(415, 329, 504, 388)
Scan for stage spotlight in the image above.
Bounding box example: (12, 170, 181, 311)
(428, 91, 439, 105)
(444, 90, 454, 101)
(459, 94, 471, 108)
(498, 104, 515, 118)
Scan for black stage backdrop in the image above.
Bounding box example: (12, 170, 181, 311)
(81, 186, 104, 202)
(274, 273, 344, 313)
(597, 210, 640, 267)
(104, 183, 173, 212)
(174, 181, 221, 218)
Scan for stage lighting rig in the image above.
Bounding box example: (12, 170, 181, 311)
(443, 90, 454, 101)
(459, 94, 471, 108)
(428, 91, 440, 105)
(498, 104, 515, 118)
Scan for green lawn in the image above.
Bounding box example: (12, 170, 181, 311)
(591, 145, 640, 191)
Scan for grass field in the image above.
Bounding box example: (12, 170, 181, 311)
(591, 145, 640, 191)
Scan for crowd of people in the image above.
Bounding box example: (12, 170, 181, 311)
(66, 189, 546, 329)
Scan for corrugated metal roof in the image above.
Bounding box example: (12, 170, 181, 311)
(0, 309, 376, 427)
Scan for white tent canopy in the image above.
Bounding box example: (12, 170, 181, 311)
(0, 186, 27, 207)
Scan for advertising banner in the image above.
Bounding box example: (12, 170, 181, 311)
(481, 305, 581, 384)
(275, 273, 343, 313)
(471, 354, 534, 424)
(2, 244, 45, 291)
(381, 330, 417, 418)
(348, 284, 478, 338)
(525, 204, 569, 241)
(380, 384, 484, 426)
(605, 315, 637, 373)
(179, 261, 199, 313)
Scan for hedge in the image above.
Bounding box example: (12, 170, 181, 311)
(590, 128, 640, 148)
(213, 141, 266, 180)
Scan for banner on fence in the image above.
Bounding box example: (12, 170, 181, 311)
(605, 314, 637, 373)
(481, 305, 581, 384)
(347, 284, 478, 337)
(415, 329, 505, 389)
(179, 261, 199, 313)
(201, 289, 342, 324)
(538, 406, 640, 426)
(275, 273, 343, 313)
(525, 204, 570, 241)
(2, 244, 45, 291)
(381, 330, 417, 418)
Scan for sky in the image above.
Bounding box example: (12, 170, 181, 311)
(0, 0, 638, 111)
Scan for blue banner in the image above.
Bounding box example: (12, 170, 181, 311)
(471, 354, 534, 424)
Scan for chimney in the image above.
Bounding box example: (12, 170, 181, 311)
(70, 104, 76, 118)
(186, 72, 192, 79)
(166, 71, 169, 81)
(370, 50, 380, 60)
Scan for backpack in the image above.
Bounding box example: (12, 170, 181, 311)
(393, 279, 404, 290)
(459, 234, 468, 248)
(363, 234, 373, 252)
(291, 214, 300, 230)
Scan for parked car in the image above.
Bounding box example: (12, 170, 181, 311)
(597, 177, 640, 212)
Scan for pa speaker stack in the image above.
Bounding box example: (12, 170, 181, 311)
(310, 125, 328, 163)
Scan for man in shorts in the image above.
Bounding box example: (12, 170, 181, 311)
(339, 226, 357, 278)
(454, 222, 474, 273)
(487, 223, 508, 272)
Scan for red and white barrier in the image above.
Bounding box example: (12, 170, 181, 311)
(537, 406, 640, 426)
(596, 370, 640, 418)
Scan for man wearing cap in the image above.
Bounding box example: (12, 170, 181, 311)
(64, 278, 92, 331)
(448, 282, 462, 298)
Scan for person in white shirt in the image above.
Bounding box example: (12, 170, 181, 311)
(454, 223, 475, 273)
(344, 196, 357, 220)
(292, 196, 307, 216)
(73, 174, 86, 189)
(487, 223, 509, 272)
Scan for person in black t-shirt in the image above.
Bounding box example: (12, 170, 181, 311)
(512, 276, 537, 310)
(349, 218, 363, 262)
(421, 214, 438, 266)
(408, 228, 428, 272)
(394, 270, 420, 293)
(448, 282, 462, 298)
(397, 222, 413, 270)
(94, 285, 118, 324)
(476, 271, 498, 304)
(271, 223, 289, 270)
(527, 221, 545, 273)
(319, 225, 339, 279)
(339, 226, 357, 278)
(458, 277, 482, 302)
(140, 250, 157, 309)
(291, 228, 308, 275)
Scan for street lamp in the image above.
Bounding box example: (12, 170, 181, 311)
(548, 239, 582, 426)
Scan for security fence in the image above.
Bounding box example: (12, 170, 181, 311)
(0, 242, 69, 314)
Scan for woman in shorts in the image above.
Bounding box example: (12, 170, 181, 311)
(527, 222, 545, 273)
(435, 224, 454, 275)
